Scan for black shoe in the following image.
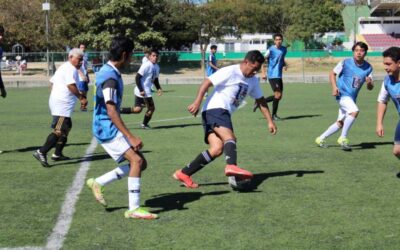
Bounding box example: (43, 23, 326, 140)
(272, 115, 283, 121)
(51, 154, 71, 161)
(141, 124, 151, 129)
(252, 103, 260, 112)
(33, 150, 50, 167)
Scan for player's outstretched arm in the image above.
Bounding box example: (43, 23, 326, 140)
(256, 97, 277, 135)
(187, 79, 212, 116)
(376, 102, 387, 137)
(106, 102, 143, 151)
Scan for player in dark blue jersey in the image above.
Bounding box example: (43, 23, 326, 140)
(316, 42, 373, 151)
(376, 47, 400, 159)
(207, 45, 218, 77)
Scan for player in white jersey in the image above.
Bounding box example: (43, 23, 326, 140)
(120, 49, 162, 129)
(315, 42, 373, 151)
(173, 50, 277, 188)
(376, 47, 400, 160)
(77, 43, 90, 111)
(33, 48, 87, 167)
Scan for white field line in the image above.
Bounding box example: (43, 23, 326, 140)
(45, 137, 98, 250)
(0, 247, 43, 250)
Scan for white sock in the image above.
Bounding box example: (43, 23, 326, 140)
(95, 164, 130, 186)
(319, 122, 341, 139)
(341, 115, 356, 138)
(128, 177, 141, 211)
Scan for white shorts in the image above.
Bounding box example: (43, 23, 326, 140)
(100, 131, 131, 163)
(336, 96, 359, 121)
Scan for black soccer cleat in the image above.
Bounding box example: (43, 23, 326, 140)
(51, 154, 71, 161)
(33, 150, 50, 168)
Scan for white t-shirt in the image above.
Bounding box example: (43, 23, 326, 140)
(49, 61, 79, 117)
(202, 64, 263, 114)
(142, 56, 149, 64)
(134, 62, 160, 97)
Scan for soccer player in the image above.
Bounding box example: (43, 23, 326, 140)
(120, 49, 162, 129)
(207, 45, 218, 77)
(253, 34, 287, 121)
(315, 41, 373, 151)
(0, 25, 6, 98)
(77, 43, 90, 111)
(376, 47, 400, 159)
(33, 48, 88, 167)
(87, 36, 158, 220)
(172, 50, 277, 188)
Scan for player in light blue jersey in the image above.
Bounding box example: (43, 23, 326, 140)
(376, 47, 400, 159)
(0, 25, 6, 99)
(315, 42, 373, 151)
(87, 36, 158, 220)
(206, 45, 218, 77)
(254, 33, 287, 121)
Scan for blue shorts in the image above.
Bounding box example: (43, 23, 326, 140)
(77, 81, 89, 92)
(201, 108, 233, 144)
(394, 120, 400, 145)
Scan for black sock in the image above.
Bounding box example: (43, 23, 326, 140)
(182, 150, 214, 176)
(265, 95, 274, 103)
(223, 139, 237, 165)
(120, 107, 132, 114)
(40, 133, 59, 154)
(142, 114, 152, 126)
(54, 135, 67, 156)
(272, 98, 280, 116)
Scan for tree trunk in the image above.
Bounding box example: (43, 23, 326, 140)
(200, 42, 209, 79)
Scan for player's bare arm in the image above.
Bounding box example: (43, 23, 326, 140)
(67, 83, 87, 106)
(187, 79, 212, 116)
(106, 102, 143, 151)
(366, 76, 374, 90)
(256, 97, 277, 135)
(376, 102, 387, 137)
(329, 71, 339, 96)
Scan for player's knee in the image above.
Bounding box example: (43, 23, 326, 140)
(274, 93, 282, 100)
(393, 147, 400, 158)
(146, 108, 154, 116)
(53, 130, 62, 137)
(209, 146, 223, 158)
(350, 111, 359, 118)
(133, 107, 142, 113)
(336, 121, 344, 128)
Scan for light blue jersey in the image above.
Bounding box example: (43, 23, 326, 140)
(381, 75, 400, 114)
(93, 63, 124, 143)
(335, 58, 373, 101)
(206, 53, 217, 77)
(266, 45, 287, 79)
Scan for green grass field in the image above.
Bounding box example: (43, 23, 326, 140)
(1, 83, 399, 249)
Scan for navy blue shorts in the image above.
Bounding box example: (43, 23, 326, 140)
(202, 108, 233, 144)
(269, 78, 283, 92)
(394, 120, 400, 145)
(77, 81, 89, 92)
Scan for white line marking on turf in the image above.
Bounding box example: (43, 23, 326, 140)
(45, 137, 98, 250)
(0, 247, 43, 250)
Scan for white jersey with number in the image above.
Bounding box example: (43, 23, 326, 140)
(134, 61, 159, 97)
(202, 64, 263, 114)
(49, 61, 79, 117)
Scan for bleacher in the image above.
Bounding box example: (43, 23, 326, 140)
(362, 33, 400, 50)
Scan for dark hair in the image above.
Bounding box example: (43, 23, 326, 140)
(211, 45, 217, 50)
(382, 46, 400, 62)
(108, 36, 134, 61)
(245, 50, 265, 64)
(0, 25, 4, 34)
(150, 48, 159, 55)
(352, 41, 368, 52)
(78, 42, 85, 47)
(273, 33, 283, 40)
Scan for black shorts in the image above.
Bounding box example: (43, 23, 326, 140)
(202, 108, 234, 144)
(269, 78, 283, 92)
(51, 116, 72, 135)
(135, 96, 155, 109)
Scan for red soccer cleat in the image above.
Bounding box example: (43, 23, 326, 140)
(173, 170, 199, 189)
(225, 164, 254, 178)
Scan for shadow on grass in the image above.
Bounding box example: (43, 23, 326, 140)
(238, 170, 325, 192)
(1, 142, 90, 153)
(152, 123, 201, 130)
(352, 141, 393, 150)
(144, 191, 229, 213)
(281, 114, 322, 120)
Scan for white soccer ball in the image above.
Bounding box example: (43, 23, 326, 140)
(228, 176, 252, 191)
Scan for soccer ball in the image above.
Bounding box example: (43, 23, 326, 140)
(228, 176, 253, 191)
